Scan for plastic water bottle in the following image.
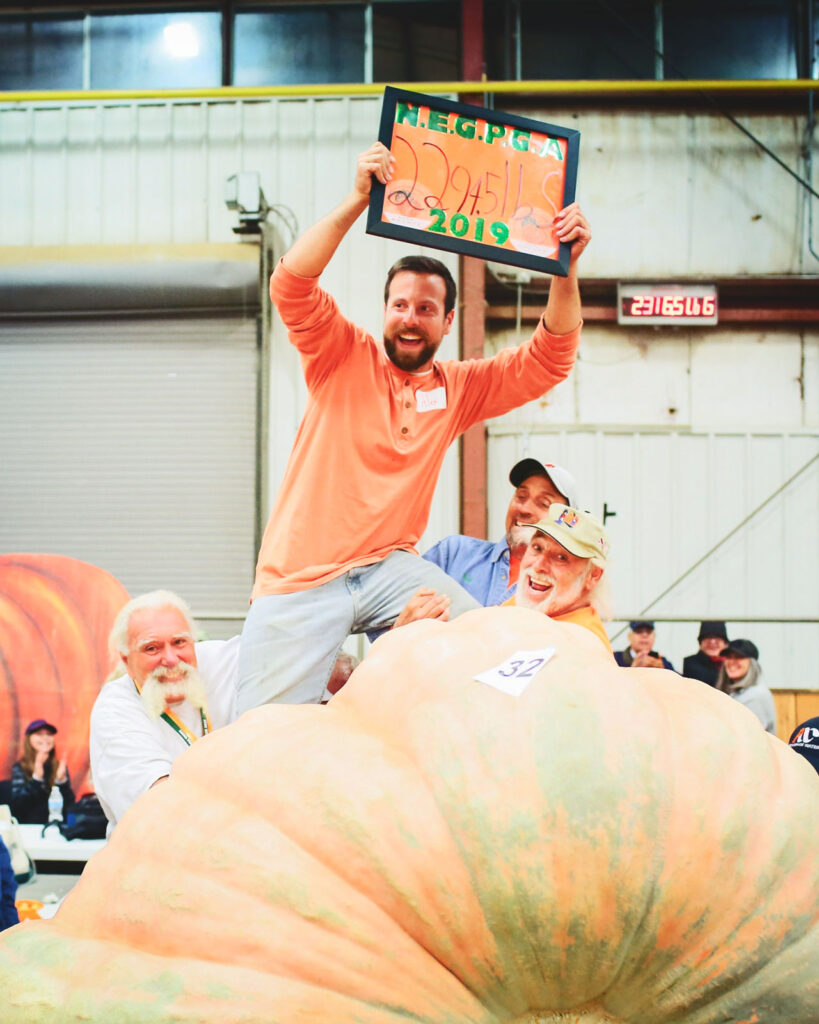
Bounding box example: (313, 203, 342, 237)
(47, 785, 63, 823)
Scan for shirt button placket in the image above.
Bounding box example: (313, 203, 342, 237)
(399, 379, 412, 442)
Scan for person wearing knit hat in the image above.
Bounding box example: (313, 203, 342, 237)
(681, 620, 729, 687)
(422, 457, 580, 608)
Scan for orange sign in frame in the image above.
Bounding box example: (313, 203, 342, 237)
(367, 87, 580, 277)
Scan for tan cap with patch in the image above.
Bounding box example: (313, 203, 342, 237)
(526, 504, 610, 565)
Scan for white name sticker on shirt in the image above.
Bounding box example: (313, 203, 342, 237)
(416, 387, 447, 413)
(474, 647, 556, 697)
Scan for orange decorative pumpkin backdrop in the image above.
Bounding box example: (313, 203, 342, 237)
(1, 607, 816, 1023)
(0, 554, 130, 795)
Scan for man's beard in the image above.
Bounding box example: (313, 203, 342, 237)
(515, 565, 591, 617)
(139, 662, 209, 720)
(383, 329, 438, 372)
(506, 522, 536, 553)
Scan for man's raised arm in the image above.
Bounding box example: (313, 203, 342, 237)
(281, 142, 394, 279)
(543, 202, 591, 335)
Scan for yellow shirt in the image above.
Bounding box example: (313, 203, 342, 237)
(502, 598, 613, 653)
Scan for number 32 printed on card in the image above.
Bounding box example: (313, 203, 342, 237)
(474, 647, 556, 697)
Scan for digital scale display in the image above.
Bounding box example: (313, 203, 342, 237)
(617, 283, 718, 325)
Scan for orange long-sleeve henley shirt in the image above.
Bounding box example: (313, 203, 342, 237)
(251, 262, 581, 598)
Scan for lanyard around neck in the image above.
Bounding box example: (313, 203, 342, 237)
(160, 705, 210, 746)
(133, 679, 211, 746)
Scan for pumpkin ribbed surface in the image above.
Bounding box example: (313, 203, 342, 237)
(1, 607, 817, 1022)
(0, 553, 130, 792)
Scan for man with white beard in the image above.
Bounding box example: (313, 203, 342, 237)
(89, 590, 239, 829)
(422, 458, 578, 607)
(508, 504, 613, 652)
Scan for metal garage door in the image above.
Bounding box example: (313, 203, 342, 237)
(0, 314, 259, 638)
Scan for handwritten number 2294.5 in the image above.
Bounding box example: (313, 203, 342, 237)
(391, 133, 527, 218)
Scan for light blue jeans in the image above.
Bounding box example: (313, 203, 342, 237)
(236, 550, 479, 712)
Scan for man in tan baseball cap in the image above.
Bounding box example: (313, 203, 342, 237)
(393, 503, 612, 652)
(508, 503, 612, 651)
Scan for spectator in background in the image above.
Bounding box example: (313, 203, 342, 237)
(787, 716, 819, 775)
(423, 458, 578, 606)
(615, 622, 675, 671)
(0, 835, 19, 931)
(681, 620, 728, 686)
(715, 639, 776, 734)
(10, 719, 75, 825)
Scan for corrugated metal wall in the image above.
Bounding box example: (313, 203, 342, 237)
(1, 95, 816, 676)
(507, 107, 810, 277)
(0, 95, 461, 552)
(487, 422, 818, 685)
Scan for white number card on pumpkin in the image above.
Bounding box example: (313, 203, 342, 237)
(474, 647, 556, 697)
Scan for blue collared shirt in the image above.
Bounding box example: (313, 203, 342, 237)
(422, 535, 516, 607)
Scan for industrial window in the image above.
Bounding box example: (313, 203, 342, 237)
(233, 4, 365, 86)
(90, 11, 223, 90)
(0, 15, 84, 90)
(372, 2, 460, 82)
(0, 0, 809, 91)
(662, 0, 798, 80)
(484, 0, 802, 82)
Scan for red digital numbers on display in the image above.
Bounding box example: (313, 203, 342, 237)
(622, 294, 717, 319)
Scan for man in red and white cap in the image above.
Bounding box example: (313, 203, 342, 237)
(422, 457, 578, 607)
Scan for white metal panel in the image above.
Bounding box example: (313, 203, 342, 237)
(0, 316, 258, 638)
(515, 106, 806, 277)
(487, 425, 819, 686)
(0, 94, 462, 547)
(2, 94, 815, 640)
(486, 324, 818, 433)
(689, 332, 808, 429)
(0, 99, 812, 277)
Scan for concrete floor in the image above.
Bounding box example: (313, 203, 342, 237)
(15, 869, 84, 918)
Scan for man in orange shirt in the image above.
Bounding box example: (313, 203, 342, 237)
(237, 142, 592, 710)
(509, 504, 612, 652)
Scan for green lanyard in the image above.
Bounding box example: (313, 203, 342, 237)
(133, 680, 211, 745)
(160, 706, 210, 747)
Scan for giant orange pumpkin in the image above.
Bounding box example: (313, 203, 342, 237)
(1, 607, 817, 1022)
(0, 554, 130, 793)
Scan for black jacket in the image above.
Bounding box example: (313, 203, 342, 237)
(10, 763, 75, 825)
(681, 649, 721, 687)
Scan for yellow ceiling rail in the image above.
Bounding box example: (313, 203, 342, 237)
(0, 78, 816, 104)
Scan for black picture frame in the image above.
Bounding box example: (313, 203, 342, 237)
(367, 86, 581, 277)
